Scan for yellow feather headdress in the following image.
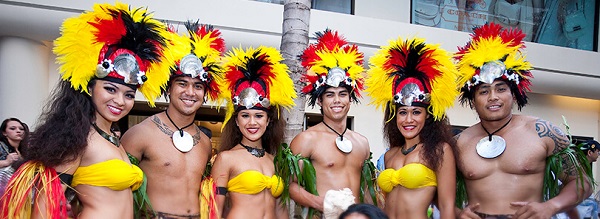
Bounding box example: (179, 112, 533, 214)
(300, 29, 365, 107)
(219, 46, 296, 126)
(162, 21, 225, 102)
(53, 2, 170, 107)
(366, 37, 459, 121)
(455, 23, 533, 110)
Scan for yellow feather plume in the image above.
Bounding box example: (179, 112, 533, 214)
(366, 37, 460, 121)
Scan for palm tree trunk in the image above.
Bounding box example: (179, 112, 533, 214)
(280, 0, 311, 144)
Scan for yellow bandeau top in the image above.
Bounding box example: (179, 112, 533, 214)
(377, 163, 437, 193)
(72, 159, 143, 191)
(227, 170, 284, 197)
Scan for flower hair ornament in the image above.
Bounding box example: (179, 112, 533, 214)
(300, 29, 365, 107)
(366, 37, 460, 121)
(455, 22, 533, 110)
(219, 46, 296, 127)
(163, 21, 225, 102)
(53, 2, 170, 107)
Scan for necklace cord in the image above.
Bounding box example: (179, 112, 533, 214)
(481, 116, 513, 141)
(165, 111, 195, 137)
(322, 121, 348, 141)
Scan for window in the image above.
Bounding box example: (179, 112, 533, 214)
(411, 0, 599, 51)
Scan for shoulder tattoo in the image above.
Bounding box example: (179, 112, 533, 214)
(151, 115, 174, 136)
(535, 119, 569, 154)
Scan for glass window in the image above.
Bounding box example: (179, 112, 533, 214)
(312, 0, 353, 14)
(411, 0, 599, 51)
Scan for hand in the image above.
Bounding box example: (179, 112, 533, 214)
(7, 152, 19, 163)
(458, 203, 482, 219)
(510, 201, 553, 219)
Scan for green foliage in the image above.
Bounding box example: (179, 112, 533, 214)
(360, 152, 379, 205)
(128, 153, 154, 219)
(274, 143, 318, 218)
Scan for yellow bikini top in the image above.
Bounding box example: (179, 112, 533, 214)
(72, 159, 143, 191)
(377, 163, 436, 193)
(227, 170, 284, 197)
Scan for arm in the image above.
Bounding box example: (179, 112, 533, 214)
(0, 153, 18, 168)
(32, 159, 81, 219)
(210, 153, 230, 218)
(121, 125, 146, 161)
(436, 143, 456, 219)
(288, 133, 324, 211)
(514, 119, 592, 218)
(542, 119, 592, 212)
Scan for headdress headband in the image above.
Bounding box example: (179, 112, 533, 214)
(53, 2, 170, 106)
(455, 22, 533, 110)
(164, 21, 225, 101)
(366, 37, 460, 121)
(219, 46, 296, 127)
(300, 29, 365, 107)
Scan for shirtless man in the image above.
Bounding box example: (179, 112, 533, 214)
(121, 23, 224, 218)
(454, 23, 591, 218)
(290, 29, 371, 218)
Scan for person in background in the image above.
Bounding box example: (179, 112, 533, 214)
(564, 139, 600, 219)
(366, 37, 460, 219)
(0, 118, 28, 168)
(0, 3, 170, 218)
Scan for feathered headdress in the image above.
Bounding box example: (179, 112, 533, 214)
(219, 46, 296, 126)
(300, 29, 365, 107)
(366, 37, 459, 121)
(455, 22, 533, 110)
(53, 2, 170, 107)
(163, 21, 225, 101)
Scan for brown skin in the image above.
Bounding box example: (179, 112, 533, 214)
(456, 81, 591, 218)
(382, 106, 456, 219)
(289, 87, 370, 211)
(34, 81, 137, 219)
(211, 109, 288, 219)
(121, 76, 212, 216)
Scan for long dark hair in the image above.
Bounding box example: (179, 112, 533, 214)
(383, 102, 455, 170)
(219, 107, 285, 155)
(24, 80, 96, 167)
(0, 118, 29, 153)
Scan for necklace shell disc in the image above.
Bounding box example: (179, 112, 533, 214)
(336, 137, 353, 153)
(476, 135, 506, 159)
(172, 131, 194, 153)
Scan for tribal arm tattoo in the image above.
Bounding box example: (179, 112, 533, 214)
(535, 119, 574, 176)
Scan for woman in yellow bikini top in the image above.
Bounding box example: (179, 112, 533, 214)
(0, 3, 168, 218)
(210, 46, 296, 219)
(365, 37, 461, 219)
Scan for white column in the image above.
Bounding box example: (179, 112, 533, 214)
(0, 37, 50, 128)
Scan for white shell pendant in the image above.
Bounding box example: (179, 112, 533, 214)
(476, 135, 506, 159)
(335, 137, 353, 153)
(172, 131, 194, 153)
